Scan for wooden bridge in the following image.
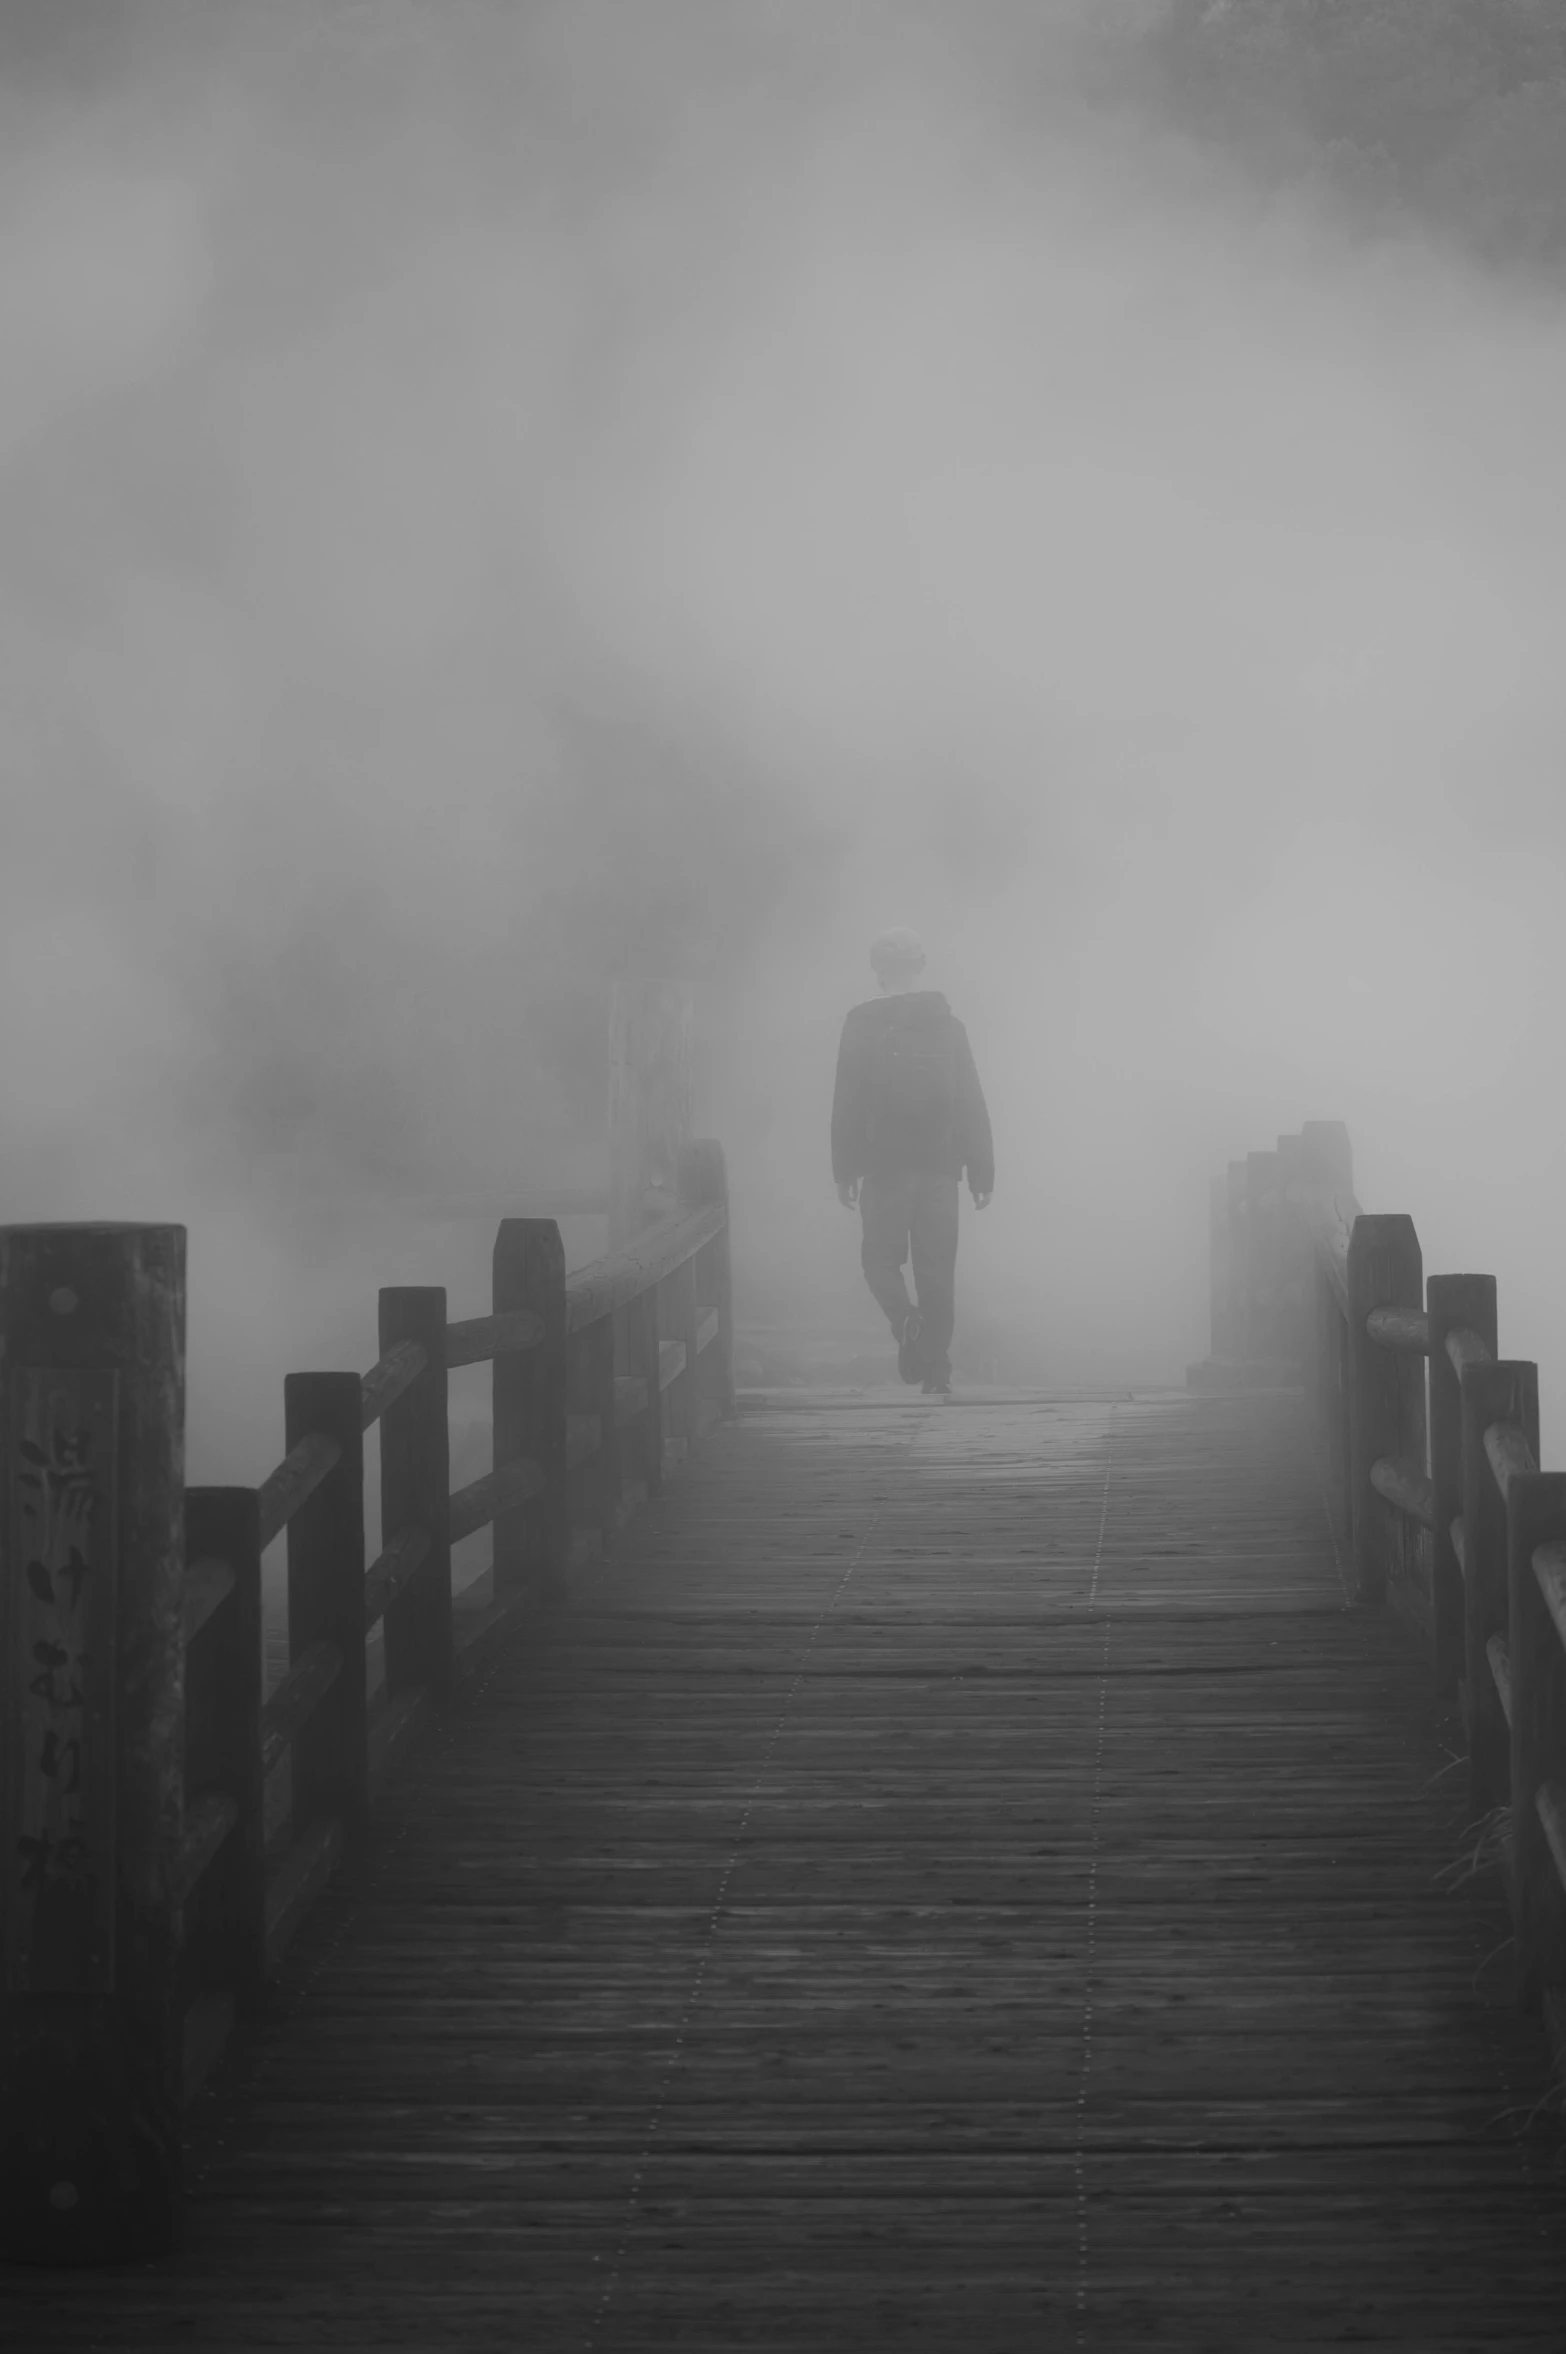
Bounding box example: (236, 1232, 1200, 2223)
(5, 1117, 1566, 2344)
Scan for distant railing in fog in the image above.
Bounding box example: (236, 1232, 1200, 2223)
(1198, 1122, 1566, 2063)
(0, 1140, 732, 2263)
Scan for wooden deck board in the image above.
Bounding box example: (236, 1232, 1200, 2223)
(15, 1388, 1566, 2346)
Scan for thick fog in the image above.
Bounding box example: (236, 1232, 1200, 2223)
(5, 0, 1566, 1484)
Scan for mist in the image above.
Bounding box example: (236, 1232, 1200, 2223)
(5, 0, 1566, 1480)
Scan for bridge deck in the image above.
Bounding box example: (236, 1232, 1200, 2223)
(22, 1389, 1566, 2347)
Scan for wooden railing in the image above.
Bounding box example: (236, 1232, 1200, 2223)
(1201, 1121, 1566, 2047)
(1, 1140, 732, 2262)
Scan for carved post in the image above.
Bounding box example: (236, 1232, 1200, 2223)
(1505, 1472, 1566, 2007)
(285, 1374, 368, 1841)
(1460, 1359, 1537, 1811)
(609, 976, 693, 1249)
(680, 1139, 733, 1418)
(1426, 1277, 1497, 1699)
(0, 1224, 186, 2262)
(493, 1224, 567, 1600)
(1345, 1215, 1424, 1608)
(623, 1287, 663, 1502)
(570, 1315, 620, 1556)
(378, 1290, 451, 1698)
(182, 1488, 265, 2013)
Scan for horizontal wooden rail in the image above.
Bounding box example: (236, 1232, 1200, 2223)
(658, 1337, 688, 1393)
(445, 1308, 544, 1369)
(363, 1524, 430, 1629)
(360, 1339, 427, 1430)
(695, 1305, 720, 1355)
(1445, 1325, 1494, 1381)
(258, 1639, 344, 1778)
(1537, 1781, 1566, 1891)
(1533, 1541, 1566, 1653)
(565, 1199, 726, 1336)
(1367, 1306, 1430, 1354)
(184, 1555, 235, 1644)
(176, 1788, 239, 1906)
(449, 1455, 545, 1545)
(1486, 1633, 1514, 1728)
(257, 1432, 342, 1553)
(1452, 1517, 1467, 1584)
(264, 1818, 342, 1969)
(1369, 1456, 1434, 1529)
(1485, 1421, 1537, 1500)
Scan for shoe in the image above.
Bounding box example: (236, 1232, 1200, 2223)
(897, 1309, 923, 1384)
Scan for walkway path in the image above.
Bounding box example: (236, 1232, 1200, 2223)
(19, 1389, 1565, 2347)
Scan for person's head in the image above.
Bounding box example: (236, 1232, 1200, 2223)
(869, 927, 926, 995)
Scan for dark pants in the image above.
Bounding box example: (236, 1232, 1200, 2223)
(859, 1170, 960, 1373)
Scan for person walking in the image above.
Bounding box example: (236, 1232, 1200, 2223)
(831, 929, 993, 1394)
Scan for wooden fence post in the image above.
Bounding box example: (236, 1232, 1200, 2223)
(572, 1313, 620, 1556)
(493, 1224, 567, 1600)
(1345, 1215, 1424, 1609)
(1460, 1358, 1538, 1811)
(285, 1374, 368, 1842)
(0, 1223, 186, 2263)
(680, 1139, 734, 1418)
(623, 1288, 663, 1502)
(1505, 1471, 1566, 2008)
(1426, 1276, 1497, 1700)
(378, 1290, 452, 1699)
(182, 1488, 265, 2013)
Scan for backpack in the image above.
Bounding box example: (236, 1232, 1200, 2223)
(866, 1013, 956, 1159)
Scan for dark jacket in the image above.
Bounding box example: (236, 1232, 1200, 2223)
(831, 990, 994, 1193)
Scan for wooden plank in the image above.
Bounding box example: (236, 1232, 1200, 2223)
(358, 1338, 426, 1430)
(367, 1689, 429, 1801)
(363, 1524, 430, 1630)
(264, 1816, 342, 1972)
(1370, 1454, 1434, 1529)
(175, 1788, 238, 1906)
(565, 1200, 725, 1335)
(694, 1305, 720, 1356)
(444, 1310, 543, 1370)
(658, 1337, 688, 1393)
(449, 1456, 545, 1545)
(183, 1555, 235, 1644)
(1366, 1306, 1430, 1353)
(256, 1431, 341, 1553)
(1486, 1632, 1513, 1729)
(257, 1640, 342, 1779)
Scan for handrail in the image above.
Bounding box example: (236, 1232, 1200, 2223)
(364, 1524, 430, 1629)
(183, 1555, 235, 1644)
(1369, 1456, 1434, 1530)
(1367, 1307, 1429, 1354)
(445, 1308, 544, 1369)
(565, 1199, 725, 1336)
(361, 1338, 427, 1429)
(257, 1432, 342, 1552)
(176, 1789, 240, 1907)
(1484, 1421, 1537, 1500)
(259, 1639, 343, 1778)
(448, 1455, 545, 1545)
(1445, 1326, 1494, 1381)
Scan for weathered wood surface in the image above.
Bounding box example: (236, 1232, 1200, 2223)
(17, 1389, 1566, 2343)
